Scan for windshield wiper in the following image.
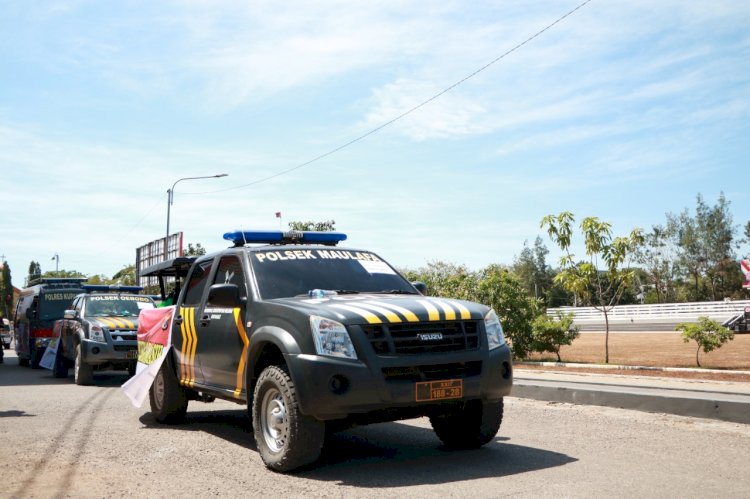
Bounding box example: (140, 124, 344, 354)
(371, 290, 418, 295)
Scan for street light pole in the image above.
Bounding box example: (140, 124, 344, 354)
(164, 174, 228, 259)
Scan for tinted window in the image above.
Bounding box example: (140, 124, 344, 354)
(85, 295, 155, 317)
(212, 256, 247, 300)
(250, 248, 416, 300)
(39, 291, 80, 321)
(183, 260, 214, 306)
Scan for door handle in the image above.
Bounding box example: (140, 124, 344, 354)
(174, 315, 183, 326)
(200, 314, 210, 327)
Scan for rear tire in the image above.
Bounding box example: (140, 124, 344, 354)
(429, 399, 504, 449)
(74, 344, 93, 385)
(252, 365, 325, 472)
(149, 356, 188, 424)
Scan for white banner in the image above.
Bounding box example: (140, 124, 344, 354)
(39, 337, 59, 370)
(120, 306, 176, 408)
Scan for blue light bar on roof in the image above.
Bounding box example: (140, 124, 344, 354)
(82, 285, 144, 293)
(223, 230, 347, 247)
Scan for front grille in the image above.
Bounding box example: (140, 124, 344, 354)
(362, 321, 480, 355)
(382, 361, 482, 382)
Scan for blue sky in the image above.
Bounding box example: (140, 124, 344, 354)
(1, 0, 749, 283)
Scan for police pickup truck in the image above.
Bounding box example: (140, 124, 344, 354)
(142, 230, 513, 472)
(53, 286, 156, 384)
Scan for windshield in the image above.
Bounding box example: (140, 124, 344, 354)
(85, 295, 155, 317)
(38, 291, 82, 321)
(250, 248, 416, 300)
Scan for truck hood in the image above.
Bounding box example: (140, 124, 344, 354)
(269, 294, 489, 325)
(89, 317, 139, 331)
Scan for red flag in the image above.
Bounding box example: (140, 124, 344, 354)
(275, 212, 281, 218)
(741, 260, 750, 289)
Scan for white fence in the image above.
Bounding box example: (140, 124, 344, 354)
(548, 300, 750, 332)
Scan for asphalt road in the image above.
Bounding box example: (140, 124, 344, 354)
(1, 350, 749, 498)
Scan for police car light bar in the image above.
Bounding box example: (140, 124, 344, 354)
(82, 285, 144, 293)
(223, 230, 347, 247)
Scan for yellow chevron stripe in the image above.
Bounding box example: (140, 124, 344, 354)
(354, 303, 401, 323)
(112, 318, 126, 329)
(430, 299, 456, 321)
(331, 304, 383, 324)
(418, 300, 440, 321)
(187, 308, 197, 388)
(446, 300, 471, 320)
(122, 319, 135, 329)
(179, 307, 188, 385)
(368, 301, 419, 322)
(98, 318, 117, 329)
(233, 308, 250, 398)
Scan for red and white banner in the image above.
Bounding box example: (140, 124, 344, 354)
(121, 306, 175, 407)
(742, 260, 750, 289)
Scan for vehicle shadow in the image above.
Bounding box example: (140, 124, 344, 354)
(139, 408, 576, 484)
(0, 352, 132, 387)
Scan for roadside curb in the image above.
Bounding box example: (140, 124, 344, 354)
(516, 361, 750, 376)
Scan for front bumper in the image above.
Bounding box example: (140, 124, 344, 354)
(81, 338, 138, 366)
(287, 342, 513, 420)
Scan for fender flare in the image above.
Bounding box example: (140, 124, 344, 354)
(245, 325, 303, 387)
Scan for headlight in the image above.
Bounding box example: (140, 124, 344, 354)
(89, 325, 107, 343)
(309, 316, 357, 360)
(484, 309, 505, 350)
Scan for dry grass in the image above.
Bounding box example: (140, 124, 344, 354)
(524, 332, 750, 371)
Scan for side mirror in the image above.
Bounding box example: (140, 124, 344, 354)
(207, 283, 245, 307)
(63, 309, 77, 320)
(411, 281, 428, 295)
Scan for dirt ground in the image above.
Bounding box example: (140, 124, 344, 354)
(519, 332, 750, 382)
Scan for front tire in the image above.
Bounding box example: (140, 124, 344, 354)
(149, 356, 188, 424)
(30, 342, 41, 369)
(53, 348, 68, 379)
(74, 344, 93, 385)
(430, 399, 504, 449)
(252, 365, 325, 472)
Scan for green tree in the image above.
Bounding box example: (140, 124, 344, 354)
(111, 265, 136, 285)
(541, 212, 644, 364)
(41, 269, 86, 278)
(1, 262, 13, 318)
(288, 220, 336, 231)
(28, 260, 41, 283)
(183, 243, 206, 257)
(401, 261, 477, 300)
(668, 193, 737, 301)
(636, 224, 680, 303)
(530, 312, 580, 362)
(512, 237, 554, 304)
(675, 316, 734, 367)
(475, 265, 538, 359)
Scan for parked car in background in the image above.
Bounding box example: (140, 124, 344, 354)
(52, 286, 156, 384)
(1, 318, 12, 349)
(14, 278, 87, 368)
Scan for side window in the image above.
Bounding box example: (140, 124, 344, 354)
(212, 256, 247, 300)
(183, 260, 215, 306)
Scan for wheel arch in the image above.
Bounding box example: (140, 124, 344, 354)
(246, 326, 301, 400)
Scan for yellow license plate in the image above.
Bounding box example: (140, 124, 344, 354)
(415, 379, 463, 402)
